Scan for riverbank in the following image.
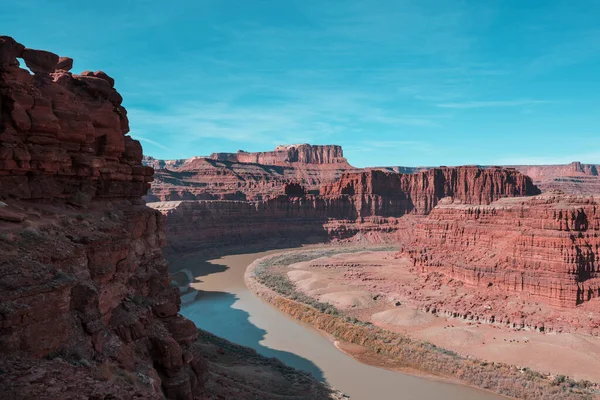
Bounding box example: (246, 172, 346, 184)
(195, 328, 345, 399)
(245, 247, 600, 400)
(176, 247, 505, 400)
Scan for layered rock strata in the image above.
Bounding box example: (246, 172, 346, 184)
(507, 162, 600, 194)
(0, 37, 153, 201)
(151, 167, 537, 254)
(403, 194, 600, 308)
(143, 145, 355, 202)
(209, 144, 348, 165)
(0, 36, 337, 400)
(320, 167, 540, 216)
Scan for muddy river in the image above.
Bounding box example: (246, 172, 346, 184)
(177, 249, 504, 400)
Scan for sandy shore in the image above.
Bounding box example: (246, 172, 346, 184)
(245, 247, 600, 400)
(285, 250, 600, 383)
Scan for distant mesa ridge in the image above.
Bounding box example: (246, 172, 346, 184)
(209, 144, 347, 165)
(143, 144, 600, 200)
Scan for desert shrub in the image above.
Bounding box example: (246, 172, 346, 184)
(252, 247, 600, 400)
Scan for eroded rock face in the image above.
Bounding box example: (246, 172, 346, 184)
(0, 36, 201, 399)
(0, 35, 153, 202)
(210, 144, 347, 165)
(143, 145, 356, 201)
(508, 162, 600, 195)
(402, 194, 600, 308)
(1, 37, 339, 400)
(150, 166, 537, 255)
(320, 167, 540, 216)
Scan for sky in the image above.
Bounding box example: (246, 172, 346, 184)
(3, 0, 600, 167)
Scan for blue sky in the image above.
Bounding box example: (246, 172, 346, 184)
(3, 0, 600, 167)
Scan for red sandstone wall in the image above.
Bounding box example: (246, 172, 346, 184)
(404, 195, 600, 307)
(209, 144, 348, 165)
(320, 167, 540, 215)
(0, 36, 203, 399)
(150, 166, 537, 253)
(0, 37, 153, 201)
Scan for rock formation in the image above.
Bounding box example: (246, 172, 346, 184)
(506, 162, 600, 194)
(150, 167, 537, 254)
(0, 36, 338, 400)
(209, 144, 348, 165)
(403, 194, 600, 308)
(143, 145, 356, 202)
(0, 37, 153, 202)
(320, 167, 540, 216)
(373, 162, 600, 195)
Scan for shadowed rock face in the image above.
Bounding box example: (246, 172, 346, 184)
(0, 37, 338, 400)
(0, 35, 203, 399)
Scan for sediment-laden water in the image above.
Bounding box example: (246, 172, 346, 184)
(177, 249, 504, 400)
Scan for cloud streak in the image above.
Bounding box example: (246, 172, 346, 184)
(437, 99, 556, 109)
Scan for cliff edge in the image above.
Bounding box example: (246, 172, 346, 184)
(0, 36, 339, 400)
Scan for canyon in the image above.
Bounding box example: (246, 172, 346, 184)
(148, 146, 599, 327)
(0, 36, 340, 400)
(148, 143, 600, 398)
(2, 34, 600, 400)
(145, 147, 600, 202)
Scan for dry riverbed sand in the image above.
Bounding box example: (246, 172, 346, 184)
(286, 250, 600, 383)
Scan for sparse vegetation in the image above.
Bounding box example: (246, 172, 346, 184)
(250, 248, 600, 400)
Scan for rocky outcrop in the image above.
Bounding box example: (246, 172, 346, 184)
(0, 35, 203, 399)
(507, 162, 600, 195)
(320, 167, 540, 216)
(0, 37, 338, 400)
(403, 194, 600, 308)
(144, 146, 356, 202)
(209, 144, 348, 165)
(0, 36, 153, 202)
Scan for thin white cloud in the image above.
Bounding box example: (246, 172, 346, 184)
(437, 99, 556, 109)
(134, 136, 172, 151)
(526, 29, 600, 74)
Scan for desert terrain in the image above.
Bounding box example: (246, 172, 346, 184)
(286, 250, 600, 382)
(2, 28, 600, 400)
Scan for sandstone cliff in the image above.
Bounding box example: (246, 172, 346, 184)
(507, 162, 600, 194)
(0, 38, 153, 202)
(320, 167, 540, 216)
(372, 162, 600, 195)
(0, 35, 202, 399)
(210, 144, 348, 165)
(150, 167, 537, 254)
(0, 36, 338, 400)
(144, 145, 356, 202)
(403, 194, 600, 308)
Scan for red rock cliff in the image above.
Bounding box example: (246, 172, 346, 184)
(0, 36, 202, 400)
(1, 37, 337, 400)
(0, 37, 153, 201)
(145, 147, 356, 202)
(403, 194, 600, 308)
(209, 144, 348, 165)
(150, 166, 538, 254)
(320, 167, 540, 215)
